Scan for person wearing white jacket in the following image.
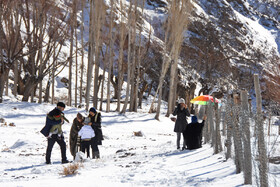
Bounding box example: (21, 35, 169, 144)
(78, 119, 95, 158)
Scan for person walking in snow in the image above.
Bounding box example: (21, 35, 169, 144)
(69, 113, 84, 159)
(88, 107, 103, 159)
(172, 98, 190, 150)
(78, 116, 95, 158)
(183, 115, 206, 150)
(40, 102, 69, 164)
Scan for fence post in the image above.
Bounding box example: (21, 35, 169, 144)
(254, 74, 268, 187)
(240, 90, 252, 184)
(225, 96, 233, 160)
(214, 100, 223, 154)
(232, 93, 243, 173)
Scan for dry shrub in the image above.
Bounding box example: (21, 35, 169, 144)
(2, 147, 10, 152)
(0, 122, 7, 127)
(9, 123, 15, 127)
(133, 131, 143, 137)
(60, 163, 83, 176)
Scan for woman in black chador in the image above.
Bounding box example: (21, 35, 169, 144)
(183, 115, 206, 150)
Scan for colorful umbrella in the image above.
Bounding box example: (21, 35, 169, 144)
(190, 95, 220, 105)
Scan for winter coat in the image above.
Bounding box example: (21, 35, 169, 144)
(78, 125, 95, 140)
(172, 104, 190, 132)
(183, 120, 205, 150)
(40, 107, 63, 137)
(69, 117, 83, 157)
(89, 112, 103, 145)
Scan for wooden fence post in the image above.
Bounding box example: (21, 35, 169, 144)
(232, 93, 243, 174)
(214, 101, 223, 154)
(240, 90, 252, 184)
(225, 96, 233, 160)
(254, 74, 268, 187)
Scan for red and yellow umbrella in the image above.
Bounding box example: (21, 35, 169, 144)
(190, 95, 220, 105)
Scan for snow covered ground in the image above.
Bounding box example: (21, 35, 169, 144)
(0, 99, 246, 187)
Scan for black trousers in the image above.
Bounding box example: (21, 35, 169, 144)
(91, 142, 99, 152)
(46, 134, 67, 163)
(81, 140, 91, 158)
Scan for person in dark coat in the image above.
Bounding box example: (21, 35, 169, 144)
(69, 113, 84, 159)
(172, 98, 190, 150)
(41, 102, 69, 164)
(183, 115, 206, 150)
(89, 107, 103, 159)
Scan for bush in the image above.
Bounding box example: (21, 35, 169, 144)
(60, 163, 82, 176)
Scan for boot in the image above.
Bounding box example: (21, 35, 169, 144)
(92, 151, 100, 159)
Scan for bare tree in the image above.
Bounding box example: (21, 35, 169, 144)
(121, 1, 134, 114)
(129, 0, 138, 112)
(151, 0, 192, 118)
(166, 0, 192, 117)
(85, 0, 94, 110)
(16, 0, 69, 102)
(106, 0, 116, 112)
(68, 0, 77, 106)
(133, 0, 145, 112)
(116, 0, 126, 112)
(79, 0, 85, 105)
(92, 0, 105, 108)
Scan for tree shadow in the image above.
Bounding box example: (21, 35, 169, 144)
(5, 161, 61, 171)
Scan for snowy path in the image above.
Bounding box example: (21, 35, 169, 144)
(0, 103, 244, 186)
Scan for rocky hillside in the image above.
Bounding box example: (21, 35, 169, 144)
(127, 0, 280, 108)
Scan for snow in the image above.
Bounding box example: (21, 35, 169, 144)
(0, 100, 246, 187)
(1, 0, 280, 186)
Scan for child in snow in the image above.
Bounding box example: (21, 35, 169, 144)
(78, 115, 95, 158)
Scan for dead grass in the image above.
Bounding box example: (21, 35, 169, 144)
(133, 131, 143, 137)
(60, 163, 83, 176)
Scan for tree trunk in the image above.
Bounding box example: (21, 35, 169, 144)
(225, 97, 233, 160)
(116, 0, 125, 112)
(208, 103, 215, 147)
(214, 99, 223, 154)
(134, 0, 145, 112)
(106, 0, 115, 112)
(75, 19, 78, 107)
(254, 74, 268, 187)
(240, 90, 252, 184)
(121, 1, 133, 114)
(129, 1, 137, 112)
(80, 0, 85, 106)
(51, 54, 55, 104)
(68, 0, 77, 106)
(44, 79, 51, 102)
(38, 2, 44, 104)
(99, 44, 109, 111)
(232, 94, 243, 174)
(0, 72, 8, 103)
(85, 0, 94, 111)
(153, 58, 170, 115)
(203, 105, 210, 144)
(13, 61, 18, 96)
(167, 59, 178, 117)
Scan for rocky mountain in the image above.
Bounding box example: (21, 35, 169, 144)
(122, 0, 280, 109)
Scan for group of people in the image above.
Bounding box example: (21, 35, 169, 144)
(172, 98, 206, 150)
(40, 102, 103, 164)
(40, 98, 204, 164)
